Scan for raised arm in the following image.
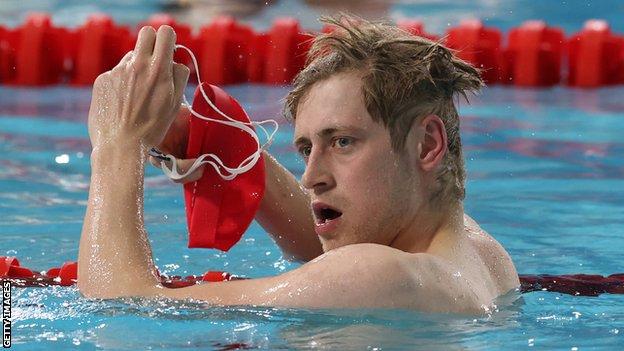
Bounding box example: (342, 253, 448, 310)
(77, 26, 189, 298)
(256, 151, 324, 262)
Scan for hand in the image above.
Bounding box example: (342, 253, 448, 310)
(87, 25, 190, 151)
(148, 104, 206, 183)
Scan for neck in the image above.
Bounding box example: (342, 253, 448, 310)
(389, 200, 464, 254)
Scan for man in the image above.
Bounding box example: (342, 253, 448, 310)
(78, 16, 519, 313)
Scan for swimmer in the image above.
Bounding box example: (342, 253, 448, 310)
(77, 16, 519, 313)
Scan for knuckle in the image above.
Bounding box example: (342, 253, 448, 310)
(132, 57, 149, 71)
(156, 67, 173, 81)
(179, 64, 190, 75)
(94, 71, 110, 84)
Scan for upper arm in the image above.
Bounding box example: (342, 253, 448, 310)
(255, 152, 324, 262)
(151, 244, 419, 309)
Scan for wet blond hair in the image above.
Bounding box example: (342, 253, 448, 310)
(284, 15, 483, 203)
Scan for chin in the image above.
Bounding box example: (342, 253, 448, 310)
(320, 235, 361, 252)
(320, 237, 344, 252)
(320, 240, 336, 253)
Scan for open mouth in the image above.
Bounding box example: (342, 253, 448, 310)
(312, 202, 343, 225)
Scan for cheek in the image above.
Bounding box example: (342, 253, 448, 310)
(345, 155, 406, 211)
(342, 159, 390, 200)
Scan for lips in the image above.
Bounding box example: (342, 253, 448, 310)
(312, 202, 343, 236)
(312, 202, 343, 224)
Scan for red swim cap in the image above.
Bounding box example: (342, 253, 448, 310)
(184, 83, 265, 251)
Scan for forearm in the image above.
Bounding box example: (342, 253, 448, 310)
(78, 142, 160, 298)
(256, 151, 323, 262)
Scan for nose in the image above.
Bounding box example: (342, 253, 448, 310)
(301, 149, 335, 194)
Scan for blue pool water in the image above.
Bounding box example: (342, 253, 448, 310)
(1, 0, 624, 350)
(2, 84, 624, 350)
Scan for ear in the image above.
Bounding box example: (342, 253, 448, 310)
(418, 114, 447, 172)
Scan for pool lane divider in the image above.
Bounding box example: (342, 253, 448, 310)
(0, 13, 623, 88)
(2, 256, 624, 296)
(0, 256, 239, 289)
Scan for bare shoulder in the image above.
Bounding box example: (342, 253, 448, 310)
(292, 244, 485, 313)
(154, 241, 514, 312)
(463, 214, 520, 293)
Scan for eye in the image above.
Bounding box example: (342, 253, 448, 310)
(298, 145, 312, 158)
(332, 137, 353, 148)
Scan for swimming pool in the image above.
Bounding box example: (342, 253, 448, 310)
(2, 0, 624, 349)
(2, 82, 623, 349)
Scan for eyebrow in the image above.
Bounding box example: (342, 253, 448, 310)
(293, 126, 364, 147)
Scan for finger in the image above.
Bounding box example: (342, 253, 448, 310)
(175, 101, 191, 129)
(135, 26, 157, 59)
(149, 154, 204, 183)
(172, 159, 205, 184)
(172, 63, 190, 106)
(178, 100, 191, 117)
(118, 50, 134, 66)
(113, 50, 134, 71)
(148, 155, 162, 169)
(172, 102, 191, 136)
(153, 25, 176, 69)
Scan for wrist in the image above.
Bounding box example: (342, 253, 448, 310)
(91, 141, 147, 168)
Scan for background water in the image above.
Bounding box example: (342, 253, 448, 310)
(1, 0, 624, 350)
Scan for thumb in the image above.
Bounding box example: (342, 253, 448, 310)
(148, 155, 163, 169)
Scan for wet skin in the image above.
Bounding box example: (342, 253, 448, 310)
(78, 25, 519, 313)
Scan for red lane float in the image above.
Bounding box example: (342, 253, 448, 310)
(445, 20, 504, 83)
(264, 18, 312, 85)
(520, 273, 624, 296)
(0, 256, 239, 288)
(247, 32, 269, 83)
(568, 20, 624, 87)
(13, 13, 66, 85)
(0, 25, 16, 83)
(397, 19, 438, 41)
(5, 256, 624, 297)
(184, 83, 265, 250)
(71, 14, 133, 85)
(44, 261, 78, 286)
(196, 16, 253, 85)
(505, 20, 565, 87)
(1, 15, 623, 88)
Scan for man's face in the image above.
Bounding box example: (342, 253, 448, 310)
(293, 71, 422, 252)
